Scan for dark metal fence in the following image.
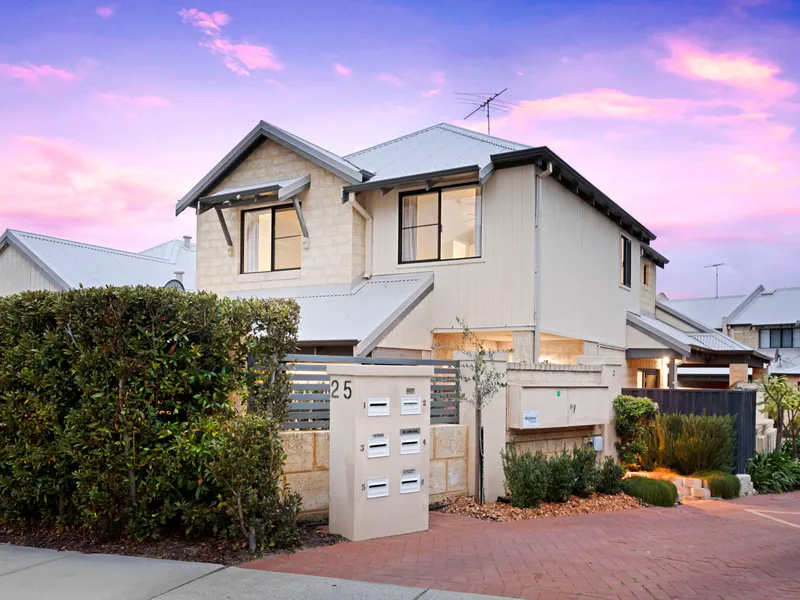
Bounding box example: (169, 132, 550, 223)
(622, 387, 757, 474)
(273, 354, 460, 430)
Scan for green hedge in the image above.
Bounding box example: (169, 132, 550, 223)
(641, 413, 734, 475)
(613, 395, 658, 469)
(621, 477, 678, 507)
(694, 471, 741, 499)
(0, 287, 300, 549)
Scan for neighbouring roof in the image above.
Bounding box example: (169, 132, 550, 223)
(627, 312, 772, 361)
(770, 348, 800, 375)
(0, 229, 197, 290)
(659, 295, 746, 330)
(727, 287, 800, 326)
(227, 273, 433, 356)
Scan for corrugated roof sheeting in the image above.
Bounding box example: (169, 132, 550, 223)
(205, 177, 300, 199)
(8, 230, 197, 290)
(344, 123, 529, 183)
(660, 295, 746, 329)
(728, 287, 800, 326)
(771, 348, 800, 374)
(228, 273, 433, 354)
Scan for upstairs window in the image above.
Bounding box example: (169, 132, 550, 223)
(643, 263, 650, 287)
(399, 185, 481, 263)
(760, 328, 796, 349)
(620, 236, 632, 287)
(241, 205, 301, 273)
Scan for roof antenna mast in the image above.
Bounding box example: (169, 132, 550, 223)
(458, 88, 510, 135)
(704, 262, 725, 298)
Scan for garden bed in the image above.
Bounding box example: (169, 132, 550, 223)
(439, 493, 642, 522)
(0, 523, 342, 566)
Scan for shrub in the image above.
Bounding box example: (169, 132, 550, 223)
(571, 444, 599, 498)
(501, 446, 548, 508)
(596, 456, 625, 495)
(641, 413, 735, 476)
(694, 471, 741, 499)
(546, 450, 575, 503)
(748, 450, 800, 494)
(621, 477, 678, 507)
(0, 286, 300, 550)
(613, 395, 658, 469)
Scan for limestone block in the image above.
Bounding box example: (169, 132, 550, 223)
(314, 431, 330, 470)
(430, 459, 447, 495)
(286, 471, 329, 513)
(433, 424, 467, 459)
(690, 487, 711, 499)
(281, 431, 315, 474)
(447, 458, 467, 493)
(682, 478, 703, 488)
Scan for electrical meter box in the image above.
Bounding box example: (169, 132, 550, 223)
(328, 364, 433, 542)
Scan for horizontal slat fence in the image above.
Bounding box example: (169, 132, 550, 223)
(622, 387, 757, 474)
(254, 354, 460, 430)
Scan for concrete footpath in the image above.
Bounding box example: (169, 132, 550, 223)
(0, 544, 511, 600)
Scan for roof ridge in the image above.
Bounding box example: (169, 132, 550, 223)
(435, 122, 531, 150)
(11, 230, 174, 265)
(343, 124, 445, 158)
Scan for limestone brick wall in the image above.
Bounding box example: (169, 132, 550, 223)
(625, 358, 669, 388)
(196, 138, 363, 295)
(281, 424, 468, 517)
(728, 325, 759, 348)
(639, 257, 656, 315)
(539, 337, 586, 364)
(509, 425, 602, 456)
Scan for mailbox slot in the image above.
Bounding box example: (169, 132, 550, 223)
(366, 477, 389, 498)
(400, 472, 421, 494)
(400, 396, 421, 415)
(367, 436, 390, 459)
(367, 397, 390, 417)
(399, 432, 421, 455)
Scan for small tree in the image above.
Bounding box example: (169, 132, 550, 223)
(455, 318, 506, 504)
(758, 375, 800, 457)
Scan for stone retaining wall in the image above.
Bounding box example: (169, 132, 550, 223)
(281, 424, 469, 517)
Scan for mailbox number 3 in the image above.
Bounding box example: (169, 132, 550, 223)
(331, 379, 352, 399)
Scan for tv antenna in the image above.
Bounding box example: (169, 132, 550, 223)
(457, 88, 515, 134)
(704, 262, 725, 298)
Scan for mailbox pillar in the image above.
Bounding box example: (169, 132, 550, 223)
(328, 364, 433, 542)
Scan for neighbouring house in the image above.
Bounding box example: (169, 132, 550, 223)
(661, 287, 800, 387)
(0, 229, 197, 295)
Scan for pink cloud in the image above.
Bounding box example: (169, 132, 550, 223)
(95, 5, 115, 18)
(97, 93, 171, 108)
(199, 38, 283, 75)
(335, 63, 351, 77)
(429, 72, 447, 86)
(178, 8, 231, 35)
(375, 73, 403, 87)
(0, 63, 76, 84)
(0, 136, 189, 249)
(422, 88, 441, 98)
(660, 38, 796, 97)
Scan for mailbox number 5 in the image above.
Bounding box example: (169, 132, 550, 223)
(331, 379, 352, 399)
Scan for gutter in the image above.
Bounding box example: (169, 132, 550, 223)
(346, 192, 372, 279)
(533, 161, 553, 362)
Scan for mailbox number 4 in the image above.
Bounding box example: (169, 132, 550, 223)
(331, 379, 352, 399)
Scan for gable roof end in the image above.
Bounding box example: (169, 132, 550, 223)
(175, 121, 364, 215)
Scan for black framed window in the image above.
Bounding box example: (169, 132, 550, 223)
(760, 328, 795, 349)
(399, 185, 481, 264)
(620, 235, 632, 287)
(241, 205, 301, 273)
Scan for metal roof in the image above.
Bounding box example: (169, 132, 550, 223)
(227, 273, 433, 356)
(659, 295, 746, 329)
(175, 121, 364, 215)
(727, 287, 800, 326)
(1, 229, 197, 290)
(770, 348, 800, 375)
(343, 123, 529, 184)
(203, 177, 301, 200)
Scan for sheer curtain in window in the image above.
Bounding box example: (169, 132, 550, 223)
(244, 211, 260, 272)
(402, 197, 418, 260)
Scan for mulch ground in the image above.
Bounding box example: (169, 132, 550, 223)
(0, 522, 342, 566)
(439, 492, 642, 521)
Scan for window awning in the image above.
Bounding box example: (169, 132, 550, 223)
(199, 175, 311, 247)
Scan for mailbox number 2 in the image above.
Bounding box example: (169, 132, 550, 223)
(331, 379, 352, 399)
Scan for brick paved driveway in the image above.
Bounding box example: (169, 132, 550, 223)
(244, 492, 800, 599)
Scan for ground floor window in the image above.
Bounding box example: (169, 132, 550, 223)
(639, 369, 659, 389)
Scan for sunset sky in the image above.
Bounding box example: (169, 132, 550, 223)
(1, 0, 798, 297)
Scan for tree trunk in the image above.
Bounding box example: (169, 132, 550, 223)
(475, 405, 483, 504)
(776, 408, 784, 453)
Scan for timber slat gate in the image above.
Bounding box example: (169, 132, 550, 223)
(275, 354, 460, 430)
(622, 387, 757, 474)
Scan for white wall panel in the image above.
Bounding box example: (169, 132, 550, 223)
(0, 245, 61, 296)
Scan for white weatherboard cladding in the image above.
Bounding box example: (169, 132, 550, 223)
(539, 176, 639, 348)
(366, 166, 535, 330)
(0, 244, 62, 295)
(654, 306, 702, 333)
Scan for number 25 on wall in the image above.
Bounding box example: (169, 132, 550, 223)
(331, 379, 352, 399)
